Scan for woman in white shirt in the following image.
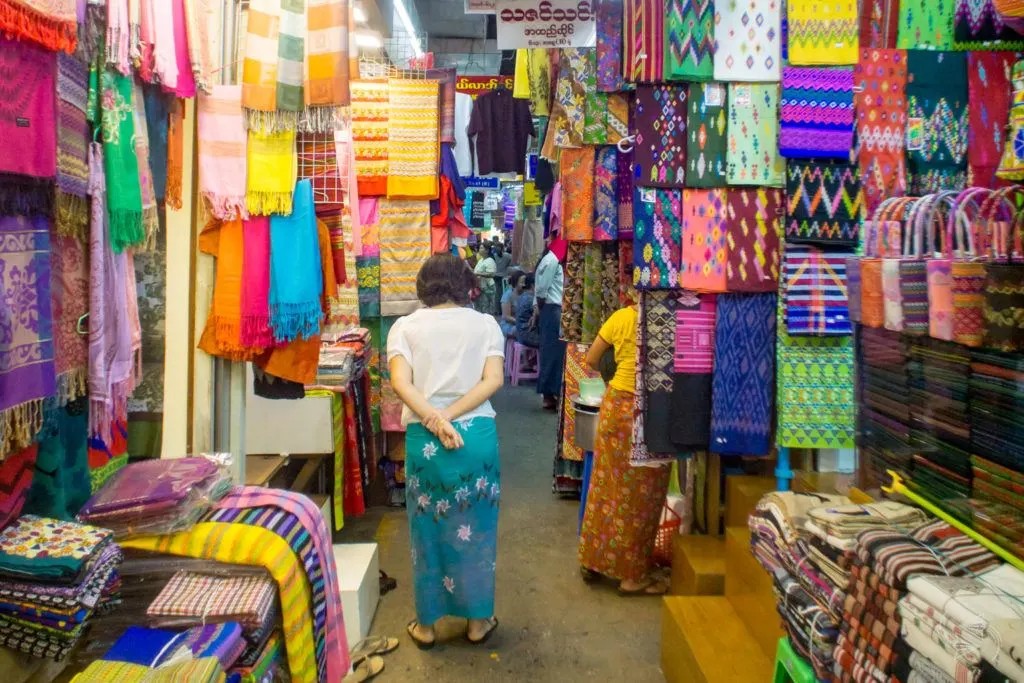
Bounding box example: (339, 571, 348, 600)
(387, 254, 505, 649)
(533, 238, 567, 410)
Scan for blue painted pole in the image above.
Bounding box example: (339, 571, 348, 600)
(579, 451, 594, 535)
(776, 447, 793, 492)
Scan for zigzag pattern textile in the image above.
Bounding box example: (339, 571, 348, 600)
(779, 67, 855, 159)
(906, 51, 969, 194)
(665, 0, 714, 81)
(726, 188, 783, 293)
(785, 161, 864, 247)
(855, 48, 908, 215)
(787, 0, 859, 65)
(710, 293, 777, 456)
(954, 0, 1024, 49)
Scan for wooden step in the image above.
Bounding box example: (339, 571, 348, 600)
(724, 475, 776, 529)
(724, 526, 784, 659)
(662, 596, 774, 683)
(670, 535, 725, 596)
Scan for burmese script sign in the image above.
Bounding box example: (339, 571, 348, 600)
(455, 75, 516, 99)
(496, 1, 597, 49)
(464, 0, 496, 13)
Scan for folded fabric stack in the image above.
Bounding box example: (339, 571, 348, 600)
(77, 458, 232, 538)
(0, 515, 122, 661)
(147, 570, 282, 678)
(228, 631, 284, 683)
(317, 346, 356, 388)
(70, 656, 225, 682)
(906, 338, 973, 503)
(101, 623, 246, 670)
(901, 563, 1024, 683)
(969, 350, 1024, 481)
(832, 519, 1001, 683)
(859, 328, 914, 485)
(750, 492, 853, 677)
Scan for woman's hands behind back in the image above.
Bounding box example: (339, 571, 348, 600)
(423, 410, 464, 450)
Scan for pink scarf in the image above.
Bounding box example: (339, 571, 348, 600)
(241, 217, 274, 349)
(198, 85, 249, 220)
(166, 0, 195, 98)
(152, 0, 177, 90)
(137, 0, 156, 82)
(106, 0, 131, 75)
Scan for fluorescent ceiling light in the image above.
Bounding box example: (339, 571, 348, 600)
(353, 5, 367, 23)
(355, 31, 382, 48)
(393, 0, 423, 58)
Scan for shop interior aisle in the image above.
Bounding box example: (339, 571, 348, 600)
(339, 385, 665, 681)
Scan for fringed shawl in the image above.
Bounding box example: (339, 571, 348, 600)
(100, 69, 145, 252)
(55, 52, 90, 238)
(0, 0, 77, 53)
(269, 180, 324, 343)
(198, 85, 249, 220)
(198, 218, 258, 361)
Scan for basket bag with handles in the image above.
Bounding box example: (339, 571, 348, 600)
(982, 186, 1024, 351)
(929, 187, 991, 341)
(859, 197, 916, 329)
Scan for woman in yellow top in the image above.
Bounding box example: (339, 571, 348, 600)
(577, 304, 672, 595)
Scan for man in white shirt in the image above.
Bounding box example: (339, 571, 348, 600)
(532, 241, 566, 410)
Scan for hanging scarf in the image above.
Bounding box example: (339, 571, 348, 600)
(633, 186, 682, 289)
(0, 215, 55, 458)
(386, 78, 439, 199)
(666, 0, 714, 81)
(269, 180, 323, 343)
(100, 70, 145, 252)
(0, 37, 57, 218)
(50, 228, 90, 405)
(616, 145, 634, 236)
(132, 80, 159, 250)
(246, 129, 295, 216)
(166, 0, 196, 98)
(726, 188, 783, 292)
(198, 85, 249, 220)
(106, 0, 131, 74)
(550, 49, 588, 148)
(596, 0, 625, 91)
(560, 146, 596, 240)
(184, 0, 215, 94)
(855, 48, 907, 215)
(321, 210, 357, 331)
(582, 50, 607, 144)
(378, 198, 432, 317)
(241, 0, 282, 128)
(302, 0, 349, 132)
(136, 0, 156, 82)
(143, 87, 170, 202)
(968, 52, 1015, 188)
(241, 217, 273, 350)
(906, 50, 969, 194)
(0, 1, 76, 53)
(55, 53, 89, 238)
(151, 0, 176, 89)
(594, 146, 618, 241)
(350, 79, 389, 197)
(426, 67, 457, 141)
(624, 0, 665, 83)
(198, 218, 255, 360)
(166, 98, 184, 209)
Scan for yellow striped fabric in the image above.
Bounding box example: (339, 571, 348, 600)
(72, 657, 225, 682)
(378, 198, 432, 317)
(241, 0, 281, 113)
(386, 79, 440, 199)
(121, 523, 316, 683)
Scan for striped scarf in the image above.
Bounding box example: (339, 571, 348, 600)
(241, 0, 306, 132)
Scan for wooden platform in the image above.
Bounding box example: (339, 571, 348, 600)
(724, 475, 775, 529)
(670, 535, 725, 596)
(724, 526, 784, 659)
(662, 596, 774, 683)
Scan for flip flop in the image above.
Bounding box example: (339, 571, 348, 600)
(342, 655, 385, 683)
(466, 617, 499, 645)
(350, 635, 400, 665)
(618, 576, 669, 597)
(406, 620, 436, 650)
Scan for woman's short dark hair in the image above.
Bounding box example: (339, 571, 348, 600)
(417, 254, 476, 307)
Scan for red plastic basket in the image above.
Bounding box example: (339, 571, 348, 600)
(654, 504, 681, 567)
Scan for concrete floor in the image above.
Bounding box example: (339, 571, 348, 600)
(338, 385, 665, 682)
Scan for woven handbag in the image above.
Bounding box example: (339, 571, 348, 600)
(982, 187, 1024, 351)
(949, 189, 1010, 347)
(851, 197, 910, 324)
(929, 187, 992, 341)
(899, 192, 957, 335)
(862, 197, 916, 329)
(882, 195, 932, 333)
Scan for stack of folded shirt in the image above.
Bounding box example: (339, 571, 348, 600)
(228, 631, 284, 683)
(968, 350, 1024, 473)
(832, 519, 1001, 683)
(71, 655, 225, 682)
(102, 623, 246, 670)
(316, 346, 355, 388)
(147, 570, 280, 671)
(901, 563, 1024, 683)
(77, 458, 232, 538)
(0, 515, 122, 661)
(860, 328, 914, 485)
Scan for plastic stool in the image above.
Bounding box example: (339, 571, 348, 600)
(773, 637, 815, 683)
(509, 342, 539, 386)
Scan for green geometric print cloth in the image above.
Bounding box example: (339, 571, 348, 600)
(775, 291, 856, 448)
(897, 0, 956, 50)
(685, 83, 727, 188)
(727, 83, 785, 187)
(665, 0, 714, 81)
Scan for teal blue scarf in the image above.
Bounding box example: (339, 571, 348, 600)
(269, 179, 323, 343)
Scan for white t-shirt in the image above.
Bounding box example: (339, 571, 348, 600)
(454, 93, 477, 176)
(386, 307, 506, 426)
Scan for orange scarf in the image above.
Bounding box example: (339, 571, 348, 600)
(198, 218, 258, 360)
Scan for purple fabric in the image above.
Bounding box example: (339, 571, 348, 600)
(78, 458, 218, 516)
(183, 622, 246, 668)
(0, 215, 55, 418)
(617, 146, 635, 238)
(596, 0, 625, 91)
(214, 486, 349, 682)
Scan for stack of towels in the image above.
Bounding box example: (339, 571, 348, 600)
(832, 519, 1000, 682)
(900, 563, 1024, 683)
(0, 515, 122, 660)
(147, 571, 283, 682)
(77, 458, 232, 538)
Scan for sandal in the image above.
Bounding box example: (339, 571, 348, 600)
(342, 655, 385, 682)
(350, 635, 399, 665)
(618, 576, 670, 597)
(466, 617, 499, 645)
(406, 619, 436, 650)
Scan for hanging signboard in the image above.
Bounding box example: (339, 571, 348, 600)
(523, 181, 542, 206)
(496, 1, 597, 49)
(464, 176, 501, 189)
(465, 0, 496, 13)
(455, 75, 515, 99)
